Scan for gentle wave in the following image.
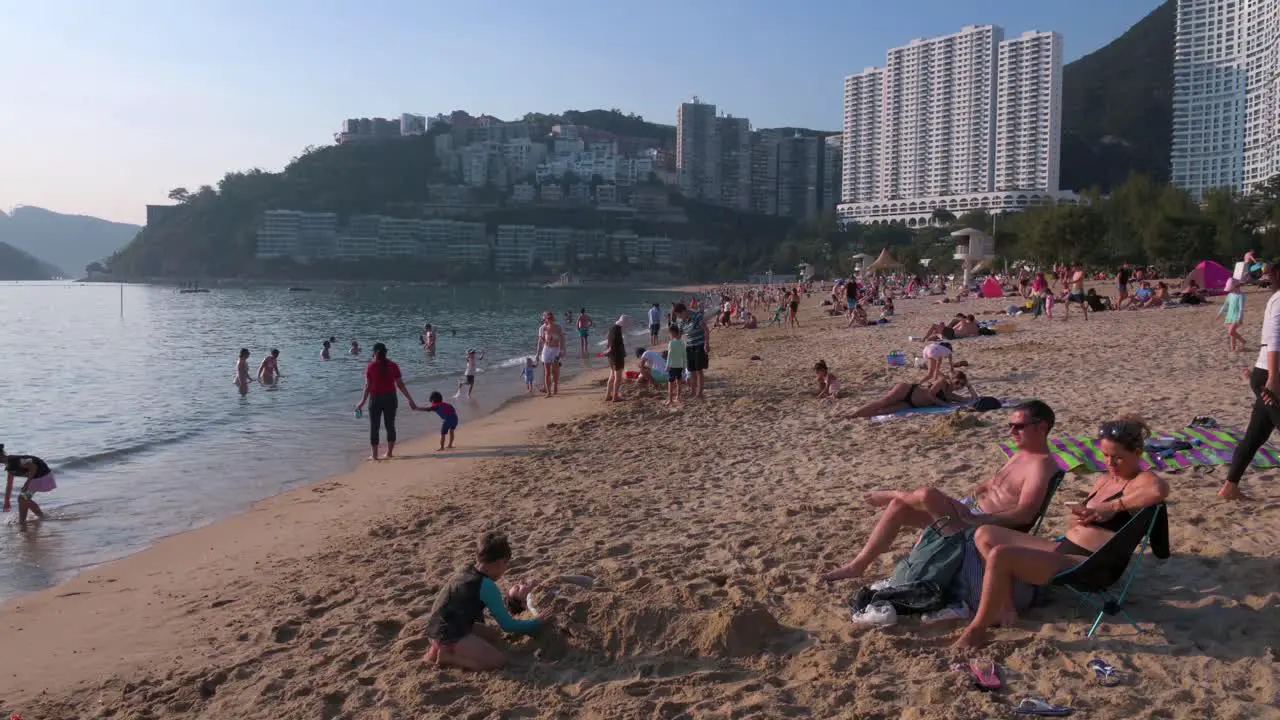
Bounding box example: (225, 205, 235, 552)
(55, 427, 207, 471)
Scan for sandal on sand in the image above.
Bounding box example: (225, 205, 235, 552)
(1087, 658, 1120, 687)
(1015, 697, 1073, 716)
(968, 659, 1002, 692)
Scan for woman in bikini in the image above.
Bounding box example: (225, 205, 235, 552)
(953, 416, 1169, 648)
(844, 372, 974, 419)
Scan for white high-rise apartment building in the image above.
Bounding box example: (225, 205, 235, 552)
(839, 25, 1075, 226)
(996, 31, 1063, 192)
(677, 99, 720, 202)
(1171, 0, 1280, 198)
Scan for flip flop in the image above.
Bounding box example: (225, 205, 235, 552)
(968, 658, 1002, 692)
(1087, 658, 1120, 687)
(1015, 697, 1073, 716)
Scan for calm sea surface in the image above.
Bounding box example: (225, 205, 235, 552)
(0, 281, 677, 602)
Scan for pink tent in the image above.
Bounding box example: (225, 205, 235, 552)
(980, 277, 1004, 298)
(1186, 260, 1232, 294)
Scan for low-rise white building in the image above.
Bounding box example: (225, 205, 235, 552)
(836, 189, 1080, 227)
(494, 225, 537, 272)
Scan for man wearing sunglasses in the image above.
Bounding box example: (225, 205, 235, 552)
(821, 400, 1059, 583)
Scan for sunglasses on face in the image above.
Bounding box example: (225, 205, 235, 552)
(1098, 423, 1142, 443)
(1009, 420, 1041, 432)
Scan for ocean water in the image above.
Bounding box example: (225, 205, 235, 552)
(0, 281, 676, 602)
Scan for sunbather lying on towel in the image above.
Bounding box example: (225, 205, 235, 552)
(953, 414, 1170, 649)
(821, 400, 1060, 582)
(842, 372, 975, 419)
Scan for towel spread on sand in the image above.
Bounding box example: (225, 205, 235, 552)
(870, 402, 976, 422)
(998, 426, 1280, 473)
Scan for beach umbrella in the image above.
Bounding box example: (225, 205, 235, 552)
(867, 248, 903, 271)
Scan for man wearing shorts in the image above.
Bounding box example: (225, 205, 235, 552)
(576, 309, 593, 359)
(647, 303, 662, 345)
(535, 312, 566, 397)
(673, 302, 710, 399)
(1063, 264, 1089, 322)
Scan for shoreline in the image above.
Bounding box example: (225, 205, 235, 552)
(0, 364, 615, 708)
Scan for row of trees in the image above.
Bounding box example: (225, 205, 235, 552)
(768, 174, 1280, 280)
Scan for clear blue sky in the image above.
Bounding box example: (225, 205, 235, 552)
(0, 0, 1163, 225)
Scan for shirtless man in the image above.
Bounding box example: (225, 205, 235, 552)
(257, 348, 282, 385)
(535, 312, 566, 397)
(420, 324, 437, 353)
(821, 400, 1058, 582)
(1063, 264, 1089, 321)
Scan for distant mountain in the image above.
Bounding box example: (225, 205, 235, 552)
(0, 206, 141, 276)
(0, 241, 60, 280)
(1060, 0, 1174, 192)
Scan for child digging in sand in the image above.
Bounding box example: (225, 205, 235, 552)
(417, 391, 459, 450)
(424, 531, 550, 670)
(814, 360, 841, 400)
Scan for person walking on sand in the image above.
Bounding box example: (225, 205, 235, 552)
(257, 348, 282, 385)
(1219, 278, 1247, 352)
(233, 348, 252, 394)
(673, 302, 710, 399)
(417, 391, 459, 450)
(576, 308, 594, 359)
(1, 445, 56, 528)
(355, 343, 418, 461)
(535, 312, 566, 397)
(1062, 264, 1089, 321)
(1222, 260, 1280, 500)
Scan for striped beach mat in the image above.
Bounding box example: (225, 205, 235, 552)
(999, 427, 1280, 473)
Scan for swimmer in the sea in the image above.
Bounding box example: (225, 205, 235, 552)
(349, 340, 360, 356)
(321, 340, 331, 360)
(233, 348, 252, 394)
(257, 348, 282, 385)
(424, 531, 550, 670)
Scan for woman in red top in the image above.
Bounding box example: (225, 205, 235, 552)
(356, 343, 418, 460)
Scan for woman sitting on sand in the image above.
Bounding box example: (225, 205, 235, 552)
(953, 415, 1169, 649)
(844, 372, 974, 419)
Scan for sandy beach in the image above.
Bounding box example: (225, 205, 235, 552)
(3, 287, 1279, 719)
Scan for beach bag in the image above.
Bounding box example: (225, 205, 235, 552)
(851, 580, 946, 616)
(972, 396, 1002, 412)
(889, 517, 967, 587)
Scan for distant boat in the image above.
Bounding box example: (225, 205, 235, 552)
(178, 288, 210, 294)
(288, 287, 313, 292)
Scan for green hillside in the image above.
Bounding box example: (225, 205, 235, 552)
(0, 241, 60, 280)
(1060, 0, 1174, 191)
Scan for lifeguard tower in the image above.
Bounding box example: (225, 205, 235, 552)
(951, 228, 995, 287)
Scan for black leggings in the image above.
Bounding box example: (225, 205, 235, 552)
(1227, 367, 1280, 484)
(369, 393, 398, 446)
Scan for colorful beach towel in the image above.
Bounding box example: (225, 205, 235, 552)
(999, 427, 1280, 473)
(870, 401, 975, 423)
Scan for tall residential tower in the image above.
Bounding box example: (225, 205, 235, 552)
(838, 25, 1075, 226)
(1170, 0, 1280, 198)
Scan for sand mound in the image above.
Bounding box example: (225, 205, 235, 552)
(694, 600, 785, 658)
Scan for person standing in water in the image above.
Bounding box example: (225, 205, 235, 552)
(1, 445, 55, 528)
(420, 324, 437, 353)
(535, 312, 566, 397)
(321, 340, 332, 360)
(234, 348, 252, 394)
(463, 348, 485, 398)
(648, 303, 662, 345)
(350, 340, 361, 356)
(356, 343, 419, 461)
(576, 308, 594, 359)
(257, 348, 282, 385)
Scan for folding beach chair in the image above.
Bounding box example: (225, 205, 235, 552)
(1025, 469, 1065, 536)
(1050, 503, 1169, 637)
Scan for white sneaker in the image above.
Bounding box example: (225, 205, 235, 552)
(851, 601, 898, 627)
(921, 604, 971, 624)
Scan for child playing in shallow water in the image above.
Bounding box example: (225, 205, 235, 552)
(814, 360, 841, 400)
(424, 531, 549, 670)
